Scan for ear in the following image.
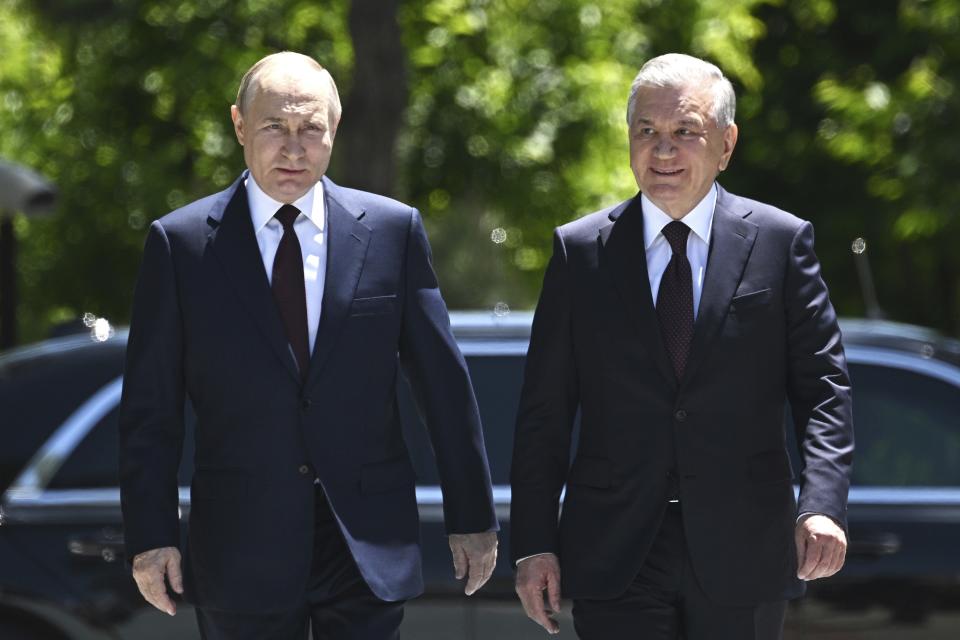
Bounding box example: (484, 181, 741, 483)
(718, 123, 739, 171)
(230, 105, 245, 146)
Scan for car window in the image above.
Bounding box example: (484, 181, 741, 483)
(47, 401, 198, 490)
(399, 354, 525, 485)
(47, 408, 121, 489)
(786, 361, 960, 487)
(465, 355, 526, 485)
(0, 341, 124, 492)
(847, 362, 960, 486)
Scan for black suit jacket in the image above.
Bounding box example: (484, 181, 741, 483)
(119, 174, 497, 612)
(510, 185, 853, 606)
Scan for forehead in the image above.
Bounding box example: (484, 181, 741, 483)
(632, 83, 714, 124)
(247, 67, 333, 119)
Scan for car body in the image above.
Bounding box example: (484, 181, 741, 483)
(1, 312, 959, 638)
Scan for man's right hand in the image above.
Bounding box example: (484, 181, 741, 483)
(132, 546, 183, 616)
(515, 553, 562, 635)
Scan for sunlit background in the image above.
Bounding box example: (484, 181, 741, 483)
(0, 0, 959, 344)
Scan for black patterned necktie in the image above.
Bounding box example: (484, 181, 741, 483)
(271, 204, 310, 379)
(656, 221, 694, 380)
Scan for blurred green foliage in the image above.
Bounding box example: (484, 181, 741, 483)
(1, 0, 959, 342)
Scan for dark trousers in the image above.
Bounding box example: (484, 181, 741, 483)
(196, 487, 404, 640)
(572, 503, 786, 640)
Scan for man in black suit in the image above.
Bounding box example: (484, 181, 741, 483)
(511, 53, 854, 639)
(119, 51, 498, 640)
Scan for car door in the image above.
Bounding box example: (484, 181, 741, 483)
(785, 345, 960, 639)
(1, 370, 200, 639)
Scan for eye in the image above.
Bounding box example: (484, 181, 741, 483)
(634, 126, 655, 138)
(264, 123, 283, 131)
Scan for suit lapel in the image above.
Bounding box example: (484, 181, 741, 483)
(599, 196, 676, 388)
(207, 175, 301, 384)
(683, 186, 758, 386)
(304, 178, 371, 389)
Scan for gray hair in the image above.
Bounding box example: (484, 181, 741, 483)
(626, 53, 736, 128)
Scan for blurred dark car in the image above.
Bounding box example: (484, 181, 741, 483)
(1, 313, 960, 639)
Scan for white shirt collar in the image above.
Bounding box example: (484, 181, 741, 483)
(246, 175, 326, 233)
(641, 183, 717, 250)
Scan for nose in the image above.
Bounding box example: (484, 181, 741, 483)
(652, 135, 675, 158)
(282, 133, 305, 159)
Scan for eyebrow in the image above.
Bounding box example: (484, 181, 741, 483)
(633, 116, 704, 127)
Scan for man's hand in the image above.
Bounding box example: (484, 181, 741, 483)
(796, 514, 847, 580)
(448, 532, 498, 595)
(515, 553, 562, 635)
(132, 546, 183, 616)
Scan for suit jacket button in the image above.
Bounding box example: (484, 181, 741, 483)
(298, 464, 311, 475)
(674, 409, 687, 422)
(301, 398, 312, 410)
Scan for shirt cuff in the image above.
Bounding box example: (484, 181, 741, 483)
(515, 552, 555, 567)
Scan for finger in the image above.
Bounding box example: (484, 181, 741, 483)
(520, 586, 556, 633)
(797, 537, 823, 580)
(471, 554, 492, 595)
(814, 537, 844, 580)
(540, 592, 561, 635)
(143, 575, 176, 616)
(166, 553, 184, 594)
(825, 540, 846, 578)
(464, 556, 483, 595)
(481, 548, 497, 586)
(450, 543, 467, 580)
(814, 547, 837, 580)
(834, 539, 848, 575)
(546, 568, 561, 614)
(517, 584, 543, 619)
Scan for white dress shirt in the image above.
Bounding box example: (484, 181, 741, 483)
(246, 176, 327, 354)
(641, 184, 717, 318)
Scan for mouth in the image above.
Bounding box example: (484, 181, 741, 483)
(276, 168, 306, 176)
(651, 168, 684, 176)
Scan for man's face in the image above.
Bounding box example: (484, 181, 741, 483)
(231, 68, 338, 203)
(628, 83, 738, 219)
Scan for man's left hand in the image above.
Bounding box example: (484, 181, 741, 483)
(448, 532, 498, 595)
(795, 514, 847, 580)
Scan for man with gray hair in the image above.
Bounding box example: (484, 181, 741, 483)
(511, 53, 853, 638)
(120, 51, 499, 639)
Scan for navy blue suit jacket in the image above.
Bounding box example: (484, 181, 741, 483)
(119, 174, 497, 612)
(510, 186, 854, 605)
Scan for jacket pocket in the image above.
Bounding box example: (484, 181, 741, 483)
(730, 288, 772, 312)
(350, 295, 397, 317)
(747, 450, 793, 485)
(566, 456, 613, 489)
(361, 456, 417, 494)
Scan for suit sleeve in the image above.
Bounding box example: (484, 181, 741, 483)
(509, 229, 580, 563)
(397, 208, 498, 535)
(784, 221, 854, 528)
(118, 221, 186, 560)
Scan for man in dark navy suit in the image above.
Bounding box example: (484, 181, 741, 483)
(511, 53, 854, 639)
(119, 51, 498, 639)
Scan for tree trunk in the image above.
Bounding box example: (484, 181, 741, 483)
(333, 0, 407, 198)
